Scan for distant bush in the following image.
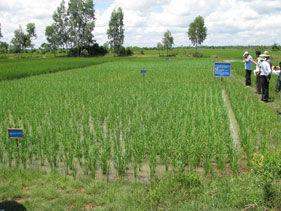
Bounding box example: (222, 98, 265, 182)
(81, 49, 89, 57)
(118, 47, 134, 56)
(119, 46, 126, 56)
(272, 43, 280, 51)
(69, 43, 108, 57)
(193, 52, 203, 58)
(126, 48, 133, 56)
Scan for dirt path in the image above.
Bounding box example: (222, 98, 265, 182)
(221, 87, 242, 152)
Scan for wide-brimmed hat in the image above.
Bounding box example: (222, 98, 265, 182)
(264, 51, 270, 57)
(243, 51, 249, 56)
(259, 54, 267, 61)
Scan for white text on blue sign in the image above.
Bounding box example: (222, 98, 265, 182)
(214, 63, 231, 77)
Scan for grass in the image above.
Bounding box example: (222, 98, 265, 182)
(0, 167, 280, 210)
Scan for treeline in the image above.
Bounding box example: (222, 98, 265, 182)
(0, 0, 132, 57)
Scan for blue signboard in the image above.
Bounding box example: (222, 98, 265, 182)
(214, 63, 231, 77)
(140, 69, 147, 74)
(165, 57, 169, 61)
(8, 128, 23, 139)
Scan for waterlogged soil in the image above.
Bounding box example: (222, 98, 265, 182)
(222, 59, 243, 63)
(0, 158, 236, 183)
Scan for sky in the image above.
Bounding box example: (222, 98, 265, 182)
(0, 0, 281, 48)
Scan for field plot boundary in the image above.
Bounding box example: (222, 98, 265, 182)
(221, 88, 242, 152)
(0, 57, 120, 81)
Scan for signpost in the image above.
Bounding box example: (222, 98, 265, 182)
(214, 63, 231, 78)
(165, 57, 169, 71)
(140, 69, 147, 82)
(8, 128, 24, 139)
(8, 128, 23, 158)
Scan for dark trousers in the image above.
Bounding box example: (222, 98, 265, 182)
(275, 78, 281, 91)
(260, 76, 269, 102)
(245, 69, 252, 86)
(256, 76, 261, 94)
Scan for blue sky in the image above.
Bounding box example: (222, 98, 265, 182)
(96, 0, 113, 11)
(1, 0, 281, 48)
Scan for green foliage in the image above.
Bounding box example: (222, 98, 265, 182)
(192, 51, 203, 58)
(107, 7, 125, 56)
(45, 0, 96, 56)
(0, 41, 8, 54)
(52, 0, 68, 49)
(26, 23, 37, 47)
(188, 16, 207, 51)
(252, 151, 281, 180)
(162, 30, 174, 56)
(0, 23, 3, 39)
(10, 23, 36, 55)
(126, 47, 133, 56)
(45, 24, 60, 55)
(81, 49, 88, 57)
(67, 0, 95, 56)
(272, 43, 280, 51)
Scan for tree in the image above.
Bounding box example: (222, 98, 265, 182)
(188, 16, 207, 51)
(67, 0, 96, 56)
(0, 41, 8, 56)
(26, 23, 37, 56)
(157, 42, 163, 56)
(40, 42, 51, 54)
(107, 7, 124, 56)
(45, 24, 60, 56)
(103, 41, 110, 51)
(162, 30, 174, 56)
(0, 23, 3, 40)
(53, 0, 69, 50)
(10, 23, 36, 56)
(10, 26, 28, 56)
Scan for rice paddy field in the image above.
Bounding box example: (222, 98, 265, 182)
(0, 51, 280, 210)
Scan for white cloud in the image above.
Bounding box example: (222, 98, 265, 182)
(0, 0, 281, 48)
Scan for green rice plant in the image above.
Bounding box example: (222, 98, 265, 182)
(0, 56, 279, 180)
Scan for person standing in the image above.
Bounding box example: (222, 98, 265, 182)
(264, 51, 272, 69)
(264, 51, 272, 81)
(243, 51, 253, 86)
(272, 62, 281, 91)
(258, 54, 271, 102)
(253, 50, 262, 94)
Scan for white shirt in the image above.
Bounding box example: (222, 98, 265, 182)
(272, 70, 281, 76)
(254, 58, 261, 76)
(259, 61, 271, 76)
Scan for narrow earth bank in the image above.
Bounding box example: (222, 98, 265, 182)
(221, 87, 242, 152)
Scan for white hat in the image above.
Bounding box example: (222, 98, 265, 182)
(264, 51, 270, 57)
(243, 51, 249, 56)
(259, 54, 267, 61)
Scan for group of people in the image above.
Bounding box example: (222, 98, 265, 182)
(243, 51, 281, 103)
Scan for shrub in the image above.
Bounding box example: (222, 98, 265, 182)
(126, 48, 133, 56)
(81, 49, 89, 57)
(193, 52, 203, 58)
(251, 151, 281, 180)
